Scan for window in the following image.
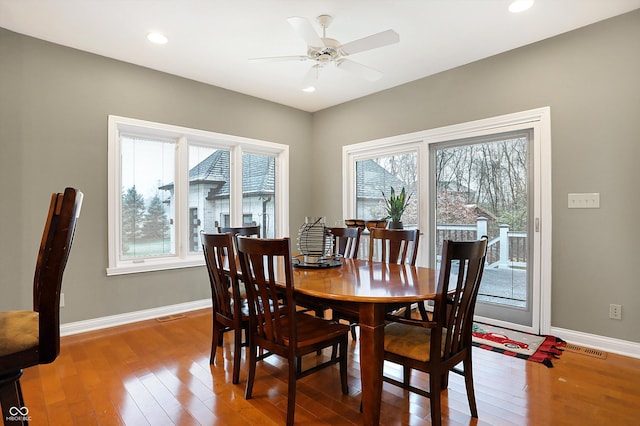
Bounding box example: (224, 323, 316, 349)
(108, 116, 288, 275)
(354, 152, 418, 227)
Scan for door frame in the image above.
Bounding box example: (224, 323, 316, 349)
(343, 107, 552, 334)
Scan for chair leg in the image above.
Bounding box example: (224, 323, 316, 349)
(339, 337, 349, 395)
(403, 303, 412, 319)
(232, 327, 242, 384)
(210, 322, 220, 364)
(315, 308, 325, 355)
(463, 356, 478, 417)
(0, 371, 27, 426)
(403, 366, 411, 386)
(441, 371, 450, 390)
(286, 358, 297, 426)
(350, 324, 357, 341)
(429, 372, 442, 426)
(245, 341, 257, 400)
(417, 302, 430, 320)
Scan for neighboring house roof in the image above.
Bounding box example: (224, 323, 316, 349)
(189, 150, 228, 185)
(160, 150, 274, 197)
(356, 159, 408, 200)
(239, 153, 275, 197)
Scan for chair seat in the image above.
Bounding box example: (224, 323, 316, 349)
(384, 322, 447, 362)
(0, 311, 39, 357)
(281, 313, 350, 349)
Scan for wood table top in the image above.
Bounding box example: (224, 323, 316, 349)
(288, 258, 439, 303)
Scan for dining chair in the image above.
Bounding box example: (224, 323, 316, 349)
(382, 237, 488, 426)
(217, 225, 261, 298)
(327, 226, 361, 259)
(217, 225, 260, 247)
(368, 228, 420, 265)
(201, 232, 249, 384)
(0, 187, 83, 424)
(236, 236, 350, 426)
(368, 227, 427, 320)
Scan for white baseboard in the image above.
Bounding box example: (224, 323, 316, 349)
(59, 300, 640, 360)
(60, 299, 212, 337)
(550, 326, 640, 359)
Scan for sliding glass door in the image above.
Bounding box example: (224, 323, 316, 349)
(431, 130, 534, 328)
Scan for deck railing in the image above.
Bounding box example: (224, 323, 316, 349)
(436, 218, 527, 267)
(349, 218, 527, 267)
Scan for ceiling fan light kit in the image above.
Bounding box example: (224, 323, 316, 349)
(252, 14, 399, 87)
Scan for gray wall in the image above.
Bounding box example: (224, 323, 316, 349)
(2, 9, 639, 345)
(310, 10, 640, 343)
(0, 28, 312, 322)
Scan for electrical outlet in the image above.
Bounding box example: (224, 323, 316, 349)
(609, 304, 621, 320)
(60, 293, 65, 308)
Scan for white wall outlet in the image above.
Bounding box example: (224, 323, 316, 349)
(609, 303, 622, 320)
(60, 293, 65, 308)
(568, 193, 600, 208)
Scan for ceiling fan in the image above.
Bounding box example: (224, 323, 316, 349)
(252, 15, 400, 86)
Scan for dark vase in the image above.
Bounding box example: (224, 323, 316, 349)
(388, 220, 403, 229)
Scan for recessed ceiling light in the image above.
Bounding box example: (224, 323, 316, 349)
(302, 86, 316, 93)
(509, 0, 534, 13)
(147, 32, 168, 44)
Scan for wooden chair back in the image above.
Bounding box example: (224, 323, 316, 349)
(369, 228, 420, 265)
(217, 225, 261, 253)
(327, 227, 361, 259)
(217, 225, 260, 238)
(35, 187, 84, 364)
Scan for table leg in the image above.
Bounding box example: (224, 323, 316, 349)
(358, 303, 386, 426)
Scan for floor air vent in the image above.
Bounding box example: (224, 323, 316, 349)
(564, 343, 607, 359)
(156, 313, 187, 322)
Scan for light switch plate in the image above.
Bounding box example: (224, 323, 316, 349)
(568, 193, 600, 209)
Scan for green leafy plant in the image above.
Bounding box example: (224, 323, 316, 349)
(382, 186, 412, 222)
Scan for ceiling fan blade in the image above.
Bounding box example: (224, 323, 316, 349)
(302, 64, 322, 87)
(287, 16, 325, 48)
(249, 55, 308, 62)
(340, 29, 399, 55)
(336, 59, 383, 82)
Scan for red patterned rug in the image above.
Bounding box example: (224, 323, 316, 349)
(472, 322, 566, 367)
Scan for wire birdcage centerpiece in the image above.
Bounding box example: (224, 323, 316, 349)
(297, 216, 334, 265)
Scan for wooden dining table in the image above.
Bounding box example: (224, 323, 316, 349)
(284, 258, 439, 426)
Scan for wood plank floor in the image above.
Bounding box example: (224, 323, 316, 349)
(17, 309, 640, 425)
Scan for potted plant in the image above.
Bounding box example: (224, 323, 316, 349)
(382, 186, 412, 229)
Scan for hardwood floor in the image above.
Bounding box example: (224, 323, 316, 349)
(17, 309, 640, 425)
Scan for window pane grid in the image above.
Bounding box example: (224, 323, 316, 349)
(355, 153, 417, 226)
(121, 136, 175, 259)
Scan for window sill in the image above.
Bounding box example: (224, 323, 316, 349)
(106, 257, 205, 276)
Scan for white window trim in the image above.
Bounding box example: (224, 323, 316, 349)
(343, 107, 552, 334)
(107, 115, 289, 276)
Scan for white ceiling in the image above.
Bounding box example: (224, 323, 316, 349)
(1, 0, 639, 112)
